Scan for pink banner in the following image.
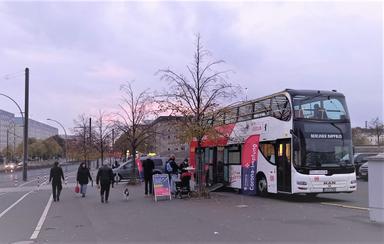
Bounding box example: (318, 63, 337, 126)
(241, 135, 260, 195)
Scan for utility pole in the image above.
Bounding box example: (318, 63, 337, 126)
(89, 118, 92, 168)
(23, 67, 29, 182)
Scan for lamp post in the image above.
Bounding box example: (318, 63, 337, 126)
(47, 118, 68, 171)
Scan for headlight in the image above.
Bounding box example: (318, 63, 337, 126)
(351, 180, 357, 184)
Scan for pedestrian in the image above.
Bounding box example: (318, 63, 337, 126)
(96, 163, 114, 203)
(113, 160, 120, 169)
(180, 158, 189, 172)
(49, 161, 65, 202)
(166, 155, 179, 194)
(142, 157, 155, 195)
(76, 162, 93, 198)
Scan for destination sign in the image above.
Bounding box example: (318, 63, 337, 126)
(309, 133, 343, 139)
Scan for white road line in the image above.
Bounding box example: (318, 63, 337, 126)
(30, 194, 53, 240)
(320, 202, 369, 211)
(0, 191, 32, 219)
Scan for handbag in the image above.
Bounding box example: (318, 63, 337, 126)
(75, 185, 80, 193)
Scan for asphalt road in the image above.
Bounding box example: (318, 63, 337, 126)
(0, 175, 382, 244)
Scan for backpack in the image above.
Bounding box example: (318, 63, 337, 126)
(165, 161, 173, 173)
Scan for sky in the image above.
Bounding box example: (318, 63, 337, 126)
(0, 0, 382, 134)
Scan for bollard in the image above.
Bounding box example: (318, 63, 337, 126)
(65, 176, 68, 185)
(14, 175, 18, 186)
(37, 176, 40, 188)
(368, 153, 384, 223)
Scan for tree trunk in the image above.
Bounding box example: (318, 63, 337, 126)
(196, 139, 207, 197)
(130, 145, 138, 184)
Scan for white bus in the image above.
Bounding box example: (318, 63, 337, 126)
(189, 89, 356, 196)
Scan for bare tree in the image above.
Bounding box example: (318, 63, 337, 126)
(92, 110, 113, 168)
(114, 82, 157, 182)
(352, 127, 369, 145)
(157, 34, 239, 196)
(72, 114, 93, 165)
(369, 117, 384, 146)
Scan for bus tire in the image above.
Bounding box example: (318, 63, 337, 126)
(257, 175, 268, 197)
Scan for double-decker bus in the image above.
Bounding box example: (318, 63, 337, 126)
(189, 89, 356, 196)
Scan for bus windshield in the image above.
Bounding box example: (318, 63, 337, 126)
(292, 95, 349, 121)
(293, 122, 353, 168)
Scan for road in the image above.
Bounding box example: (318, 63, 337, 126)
(0, 171, 383, 243)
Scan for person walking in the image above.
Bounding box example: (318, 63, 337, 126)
(76, 162, 93, 198)
(49, 161, 65, 202)
(142, 157, 155, 195)
(96, 163, 114, 203)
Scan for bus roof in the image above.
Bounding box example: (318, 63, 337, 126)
(225, 89, 345, 110)
(284, 89, 345, 97)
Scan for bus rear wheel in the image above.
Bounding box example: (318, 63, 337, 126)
(257, 176, 268, 197)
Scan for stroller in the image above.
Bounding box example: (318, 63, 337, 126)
(175, 171, 192, 199)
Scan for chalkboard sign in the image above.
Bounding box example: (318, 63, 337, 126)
(153, 174, 171, 201)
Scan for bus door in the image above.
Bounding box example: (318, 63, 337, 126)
(276, 139, 292, 192)
(215, 147, 225, 183)
(208, 147, 225, 185)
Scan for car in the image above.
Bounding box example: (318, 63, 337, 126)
(17, 161, 23, 168)
(113, 156, 169, 182)
(4, 162, 16, 172)
(359, 162, 369, 180)
(139, 156, 168, 174)
(113, 160, 140, 182)
(353, 153, 377, 175)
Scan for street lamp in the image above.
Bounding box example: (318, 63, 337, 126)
(47, 118, 68, 169)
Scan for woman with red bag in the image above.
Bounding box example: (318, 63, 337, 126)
(76, 162, 93, 197)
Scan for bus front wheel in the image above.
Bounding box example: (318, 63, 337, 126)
(257, 175, 268, 197)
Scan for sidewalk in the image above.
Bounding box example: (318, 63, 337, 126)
(35, 180, 384, 243)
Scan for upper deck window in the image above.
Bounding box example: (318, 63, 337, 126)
(271, 95, 291, 121)
(293, 95, 349, 120)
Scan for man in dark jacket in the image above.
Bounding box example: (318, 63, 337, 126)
(96, 164, 114, 203)
(76, 162, 93, 198)
(49, 161, 65, 202)
(142, 157, 155, 195)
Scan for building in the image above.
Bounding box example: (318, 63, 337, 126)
(151, 116, 189, 160)
(0, 109, 59, 152)
(0, 109, 16, 152)
(13, 117, 58, 146)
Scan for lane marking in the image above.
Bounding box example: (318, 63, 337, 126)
(0, 191, 33, 219)
(0, 183, 78, 193)
(320, 202, 368, 211)
(30, 194, 53, 240)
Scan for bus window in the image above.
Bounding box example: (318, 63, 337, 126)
(271, 95, 291, 121)
(260, 141, 276, 164)
(292, 95, 349, 120)
(224, 107, 238, 124)
(238, 103, 253, 122)
(254, 98, 271, 119)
